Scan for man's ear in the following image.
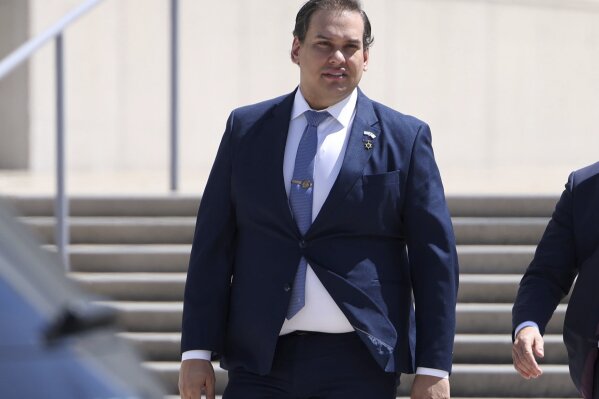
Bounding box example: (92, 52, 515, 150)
(290, 37, 301, 65)
(363, 48, 369, 71)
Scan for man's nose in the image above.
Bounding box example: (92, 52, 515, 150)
(328, 49, 345, 64)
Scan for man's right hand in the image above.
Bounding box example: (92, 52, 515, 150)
(512, 326, 544, 379)
(179, 359, 216, 399)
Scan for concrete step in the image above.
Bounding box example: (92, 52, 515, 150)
(71, 273, 186, 301)
(24, 216, 549, 245)
(74, 273, 569, 304)
(67, 244, 191, 272)
(458, 275, 569, 303)
(5, 195, 559, 218)
(457, 303, 565, 334)
(146, 362, 578, 397)
(103, 301, 183, 333)
(458, 274, 520, 303)
(120, 332, 181, 362)
(58, 244, 534, 274)
(453, 217, 548, 245)
(120, 332, 568, 364)
(457, 245, 534, 274)
(23, 217, 196, 244)
(5, 195, 201, 217)
(447, 196, 557, 217)
(102, 302, 566, 335)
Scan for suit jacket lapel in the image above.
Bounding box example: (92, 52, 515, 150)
(310, 90, 380, 234)
(258, 91, 298, 232)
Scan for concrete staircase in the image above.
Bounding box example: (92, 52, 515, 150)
(3, 195, 579, 398)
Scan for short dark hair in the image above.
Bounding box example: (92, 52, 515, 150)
(293, 0, 374, 49)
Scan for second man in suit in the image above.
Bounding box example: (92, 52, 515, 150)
(512, 161, 599, 399)
(179, 1, 459, 398)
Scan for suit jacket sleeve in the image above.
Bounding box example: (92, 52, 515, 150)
(512, 172, 578, 335)
(403, 123, 459, 372)
(181, 112, 237, 356)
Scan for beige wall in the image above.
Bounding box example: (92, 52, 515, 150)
(0, 0, 29, 169)
(3, 0, 599, 192)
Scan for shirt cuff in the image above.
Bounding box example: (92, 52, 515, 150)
(181, 350, 212, 361)
(416, 367, 449, 379)
(514, 321, 540, 338)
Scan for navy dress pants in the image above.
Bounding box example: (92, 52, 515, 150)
(223, 332, 398, 399)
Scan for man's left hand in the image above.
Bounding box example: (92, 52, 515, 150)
(411, 374, 450, 399)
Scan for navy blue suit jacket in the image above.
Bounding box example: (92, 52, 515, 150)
(182, 89, 459, 376)
(513, 161, 599, 398)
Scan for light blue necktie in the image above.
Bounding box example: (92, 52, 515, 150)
(287, 110, 330, 319)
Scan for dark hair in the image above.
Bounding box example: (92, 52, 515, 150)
(293, 0, 374, 49)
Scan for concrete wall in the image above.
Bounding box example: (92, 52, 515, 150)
(2, 0, 599, 192)
(0, 0, 29, 169)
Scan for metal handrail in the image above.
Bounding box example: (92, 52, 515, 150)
(170, 0, 179, 192)
(0, 0, 180, 270)
(0, 0, 105, 271)
(0, 0, 104, 80)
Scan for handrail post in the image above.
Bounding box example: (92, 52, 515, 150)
(169, 0, 179, 192)
(55, 34, 70, 271)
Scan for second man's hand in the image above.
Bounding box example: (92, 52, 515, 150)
(512, 326, 544, 379)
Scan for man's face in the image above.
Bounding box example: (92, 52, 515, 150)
(291, 9, 369, 110)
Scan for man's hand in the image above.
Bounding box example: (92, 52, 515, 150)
(179, 359, 216, 399)
(512, 326, 544, 379)
(411, 374, 450, 399)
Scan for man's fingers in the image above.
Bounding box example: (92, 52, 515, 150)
(533, 335, 545, 358)
(512, 346, 534, 378)
(512, 347, 536, 379)
(205, 373, 216, 399)
(512, 329, 543, 379)
(519, 348, 542, 377)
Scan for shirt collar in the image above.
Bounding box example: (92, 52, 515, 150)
(291, 87, 358, 128)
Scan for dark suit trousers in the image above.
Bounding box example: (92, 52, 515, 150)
(223, 332, 398, 399)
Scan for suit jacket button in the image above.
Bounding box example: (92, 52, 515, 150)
(299, 240, 307, 249)
(283, 283, 291, 292)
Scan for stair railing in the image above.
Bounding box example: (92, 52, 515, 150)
(0, 0, 181, 271)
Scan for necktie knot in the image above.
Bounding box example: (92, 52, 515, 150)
(304, 110, 330, 128)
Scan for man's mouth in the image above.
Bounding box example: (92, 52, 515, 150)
(322, 71, 348, 79)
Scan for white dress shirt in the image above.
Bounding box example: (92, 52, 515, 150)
(182, 88, 449, 378)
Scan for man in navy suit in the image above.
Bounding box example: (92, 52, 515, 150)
(512, 161, 599, 399)
(179, 1, 458, 398)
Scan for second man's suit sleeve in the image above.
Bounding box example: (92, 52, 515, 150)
(512, 173, 579, 335)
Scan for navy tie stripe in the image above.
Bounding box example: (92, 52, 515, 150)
(286, 110, 330, 319)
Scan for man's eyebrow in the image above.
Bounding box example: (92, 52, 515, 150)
(314, 34, 332, 41)
(314, 34, 361, 45)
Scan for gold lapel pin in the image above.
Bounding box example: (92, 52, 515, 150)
(364, 140, 373, 150)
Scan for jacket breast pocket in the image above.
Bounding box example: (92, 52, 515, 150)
(343, 171, 402, 231)
(362, 170, 400, 187)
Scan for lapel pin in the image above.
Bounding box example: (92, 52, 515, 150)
(363, 131, 376, 150)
